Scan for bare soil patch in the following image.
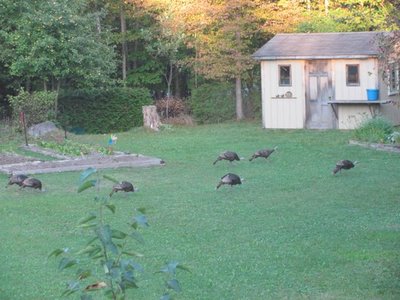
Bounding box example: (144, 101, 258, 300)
(0, 153, 39, 165)
(0, 145, 164, 175)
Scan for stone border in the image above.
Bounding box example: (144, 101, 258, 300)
(0, 144, 164, 175)
(349, 140, 400, 153)
(0, 153, 164, 175)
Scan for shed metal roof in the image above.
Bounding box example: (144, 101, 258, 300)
(252, 31, 386, 60)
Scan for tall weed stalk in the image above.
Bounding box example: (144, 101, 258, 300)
(49, 167, 188, 299)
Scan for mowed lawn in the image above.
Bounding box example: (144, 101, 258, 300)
(1, 122, 399, 299)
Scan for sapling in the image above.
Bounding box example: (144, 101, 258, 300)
(49, 167, 188, 299)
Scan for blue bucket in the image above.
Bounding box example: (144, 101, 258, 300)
(366, 89, 379, 101)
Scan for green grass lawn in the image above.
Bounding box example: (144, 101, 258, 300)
(1, 121, 399, 299)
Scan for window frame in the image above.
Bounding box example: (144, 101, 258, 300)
(388, 63, 400, 95)
(346, 64, 360, 86)
(279, 65, 292, 87)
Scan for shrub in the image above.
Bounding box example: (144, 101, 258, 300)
(162, 114, 194, 125)
(0, 118, 21, 144)
(155, 97, 187, 119)
(58, 88, 152, 134)
(7, 89, 57, 127)
(189, 82, 235, 124)
(243, 86, 261, 119)
(353, 115, 394, 143)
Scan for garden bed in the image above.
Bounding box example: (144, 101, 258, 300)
(0, 144, 164, 175)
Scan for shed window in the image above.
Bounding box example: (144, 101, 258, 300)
(279, 65, 291, 86)
(346, 64, 359, 86)
(388, 63, 399, 95)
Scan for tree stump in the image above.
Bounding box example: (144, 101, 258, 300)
(142, 105, 161, 131)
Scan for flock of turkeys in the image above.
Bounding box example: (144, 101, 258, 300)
(6, 173, 136, 196)
(214, 148, 278, 189)
(214, 148, 357, 189)
(5, 147, 357, 193)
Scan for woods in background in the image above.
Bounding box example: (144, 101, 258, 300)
(0, 0, 398, 123)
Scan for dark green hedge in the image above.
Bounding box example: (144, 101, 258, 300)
(189, 82, 235, 124)
(58, 87, 152, 134)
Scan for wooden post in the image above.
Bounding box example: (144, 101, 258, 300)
(20, 112, 28, 146)
(142, 105, 161, 131)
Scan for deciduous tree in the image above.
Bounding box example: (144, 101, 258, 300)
(189, 0, 261, 120)
(0, 0, 117, 91)
(296, 0, 389, 32)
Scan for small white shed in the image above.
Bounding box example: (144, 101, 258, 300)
(252, 32, 400, 129)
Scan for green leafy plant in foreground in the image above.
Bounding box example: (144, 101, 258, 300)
(49, 167, 188, 299)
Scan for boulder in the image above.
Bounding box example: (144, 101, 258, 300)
(28, 121, 58, 137)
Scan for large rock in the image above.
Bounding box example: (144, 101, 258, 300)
(28, 121, 58, 137)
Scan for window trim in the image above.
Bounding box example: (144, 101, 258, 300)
(346, 64, 360, 86)
(279, 65, 291, 87)
(388, 63, 400, 96)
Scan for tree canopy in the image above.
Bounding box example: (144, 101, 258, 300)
(0, 0, 397, 120)
(0, 0, 116, 92)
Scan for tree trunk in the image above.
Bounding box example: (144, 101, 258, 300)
(235, 75, 244, 120)
(120, 5, 127, 82)
(324, 0, 329, 15)
(25, 78, 31, 92)
(133, 39, 138, 69)
(166, 61, 173, 97)
(142, 105, 161, 131)
(96, 14, 101, 34)
(175, 69, 181, 98)
(92, 0, 102, 34)
(306, 0, 311, 11)
(165, 61, 173, 119)
(235, 31, 244, 120)
(54, 80, 61, 118)
(194, 40, 199, 89)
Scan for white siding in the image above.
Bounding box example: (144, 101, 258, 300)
(259, 56, 400, 129)
(333, 58, 378, 101)
(261, 60, 305, 128)
(338, 105, 379, 129)
(333, 58, 400, 128)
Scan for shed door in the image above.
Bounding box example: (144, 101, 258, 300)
(306, 60, 335, 129)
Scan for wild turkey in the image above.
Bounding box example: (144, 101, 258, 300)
(7, 174, 29, 187)
(216, 173, 242, 189)
(249, 146, 278, 161)
(110, 181, 135, 197)
(333, 160, 358, 175)
(213, 151, 241, 165)
(21, 177, 42, 190)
